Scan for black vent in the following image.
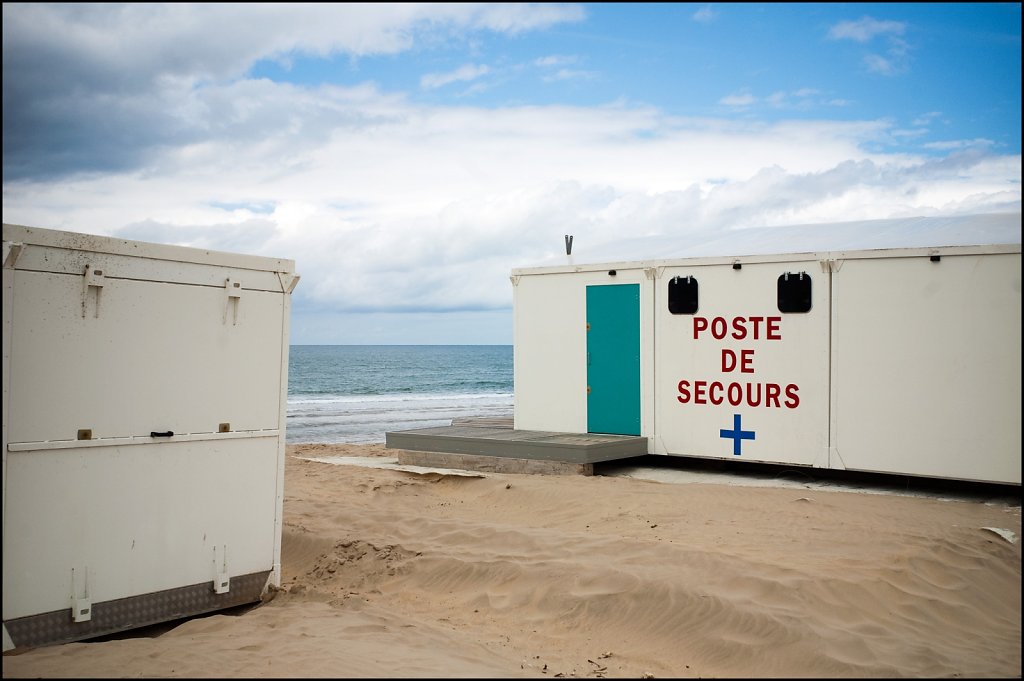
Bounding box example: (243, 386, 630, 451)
(668, 275, 699, 314)
(778, 272, 812, 313)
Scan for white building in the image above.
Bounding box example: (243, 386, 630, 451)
(512, 213, 1021, 485)
(2, 224, 299, 650)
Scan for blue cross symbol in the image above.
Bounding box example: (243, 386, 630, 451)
(720, 413, 755, 456)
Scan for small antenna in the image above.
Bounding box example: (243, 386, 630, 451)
(565, 234, 574, 255)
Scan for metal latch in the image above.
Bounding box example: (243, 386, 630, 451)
(82, 264, 105, 318)
(224, 278, 242, 325)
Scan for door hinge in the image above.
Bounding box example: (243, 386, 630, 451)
(82, 264, 105, 318)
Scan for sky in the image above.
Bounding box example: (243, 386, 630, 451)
(2, 2, 1021, 344)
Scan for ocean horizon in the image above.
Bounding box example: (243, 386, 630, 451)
(286, 344, 513, 444)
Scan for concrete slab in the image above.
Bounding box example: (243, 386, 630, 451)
(396, 450, 595, 476)
(296, 456, 486, 478)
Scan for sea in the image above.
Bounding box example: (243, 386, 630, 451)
(286, 345, 513, 444)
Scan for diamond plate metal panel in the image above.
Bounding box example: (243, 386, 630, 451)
(4, 570, 270, 650)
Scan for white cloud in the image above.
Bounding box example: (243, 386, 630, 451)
(2, 4, 1018, 343)
(4, 82, 1018, 330)
(827, 16, 906, 43)
(693, 6, 717, 24)
(828, 15, 911, 76)
(891, 128, 929, 138)
(2, 3, 586, 75)
(864, 53, 896, 75)
(541, 68, 597, 83)
(535, 54, 593, 82)
(726, 88, 833, 110)
(720, 92, 757, 107)
(913, 111, 943, 127)
(534, 55, 580, 67)
(923, 138, 994, 150)
(2, 3, 586, 181)
(421, 63, 491, 89)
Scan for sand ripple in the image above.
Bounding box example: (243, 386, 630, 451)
(4, 450, 1019, 678)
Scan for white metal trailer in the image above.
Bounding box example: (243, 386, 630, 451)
(512, 213, 1021, 486)
(2, 224, 300, 651)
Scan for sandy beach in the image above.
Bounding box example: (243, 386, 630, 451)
(4, 443, 1021, 678)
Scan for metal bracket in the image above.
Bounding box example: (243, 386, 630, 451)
(224, 278, 242, 325)
(71, 567, 92, 623)
(3, 241, 24, 269)
(820, 259, 843, 273)
(644, 266, 663, 280)
(213, 545, 230, 594)
(82, 264, 105, 318)
(277, 272, 300, 294)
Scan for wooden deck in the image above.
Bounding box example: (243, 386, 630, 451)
(385, 418, 648, 473)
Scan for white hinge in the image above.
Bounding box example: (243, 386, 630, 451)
(644, 266, 663, 280)
(277, 272, 300, 294)
(82, 264, 105, 318)
(224, 278, 243, 325)
(3, 241, 25, 268)
(70, 567, 92, 623)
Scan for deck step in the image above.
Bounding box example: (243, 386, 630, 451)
(385, 424, 648, 466)
(450, 416, 514, 428)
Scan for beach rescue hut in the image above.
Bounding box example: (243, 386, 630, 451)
(512, 212, 1021, 486)
(2, 223, 300, 651)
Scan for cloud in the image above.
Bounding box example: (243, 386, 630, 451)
(534, 54, 594, 82)
(890, 128, 929, 139)
(692, 6, 717, 24)
(720, 92, 757, 107)
(864, 53, 896, 75)
(4, 85, 1018, 322)
(1, 3, 585, 181)
(923, 138, 994, 151)
(534, 55, 579, 67)
(1, 4, 1018, 343)
(827, 15, 911, 76)
(827, 16, 906, 42)
(725, 88, 842, 111)
(913, 111, 943, 127)
(421, 64, 491, 90)
(541, 68, 597, 83)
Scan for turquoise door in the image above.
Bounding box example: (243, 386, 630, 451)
(586, 284, 641, 435)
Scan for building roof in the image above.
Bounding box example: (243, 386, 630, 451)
(531, 212, 1021, 268)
